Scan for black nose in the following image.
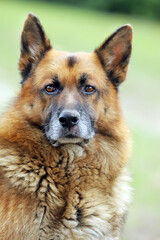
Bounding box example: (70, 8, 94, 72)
(59, 110, 80, 130)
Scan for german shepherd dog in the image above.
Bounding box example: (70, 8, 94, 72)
(0, 13, 132, 240)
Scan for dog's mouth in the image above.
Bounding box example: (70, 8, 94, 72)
(45, 113, 95, 147)
(50, 135, 89, 147)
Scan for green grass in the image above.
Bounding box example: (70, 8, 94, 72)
(130, 128, 160, 207)
(0, 1, 160, 239)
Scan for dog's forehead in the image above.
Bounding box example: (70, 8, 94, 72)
(35, 49, 106, 85)
(43, 49, 100, 70)
(35, 49, 105, 84)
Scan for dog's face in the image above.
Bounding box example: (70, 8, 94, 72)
(18, 13, 132, 146)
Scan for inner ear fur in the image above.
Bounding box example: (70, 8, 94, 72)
(18, 13, 51, 84)
(95, 25, 133, 89)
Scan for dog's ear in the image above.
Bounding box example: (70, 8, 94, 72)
(19, 13, 51, 84)
(95, 25, 133, 89)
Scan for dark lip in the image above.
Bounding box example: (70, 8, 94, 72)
(65, 134, 78, 138)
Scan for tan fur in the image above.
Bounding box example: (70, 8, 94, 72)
(0, 14, 132, 240)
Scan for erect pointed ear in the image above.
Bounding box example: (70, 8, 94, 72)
(18, 13, 51, 84)
(95, 25, 133, 89)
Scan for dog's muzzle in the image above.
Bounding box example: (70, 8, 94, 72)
(45, 108, 95, 146)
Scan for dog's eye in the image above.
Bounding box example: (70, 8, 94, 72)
(84, 85, 96, 94)
(45, 83, 59, 94)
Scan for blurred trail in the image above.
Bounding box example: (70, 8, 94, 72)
(121, 96, 160, 135)
(0, 83, 16, 112)
(124, 208, 160, 240)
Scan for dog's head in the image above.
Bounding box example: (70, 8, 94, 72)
(18, 13, 132, 146)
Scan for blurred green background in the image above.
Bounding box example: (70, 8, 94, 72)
(0, 1, 160, 239)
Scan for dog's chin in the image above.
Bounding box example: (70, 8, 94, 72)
(50, 137, 89, 147)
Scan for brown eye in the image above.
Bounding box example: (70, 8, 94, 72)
(84, 85, 96, 94)
(46, 85, 54, 92)
(45, 84, 59, 95)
